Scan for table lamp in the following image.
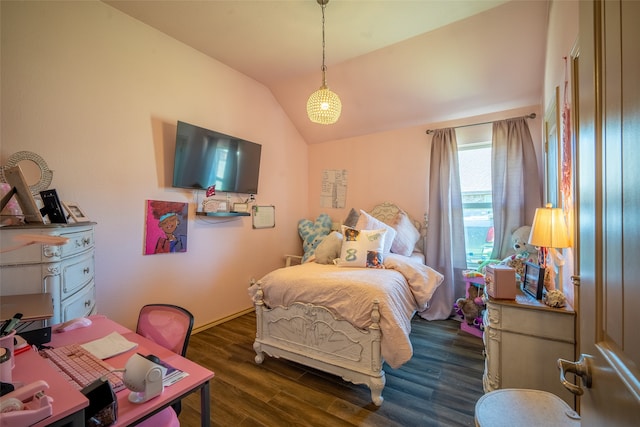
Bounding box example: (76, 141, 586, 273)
(528, 203, 571, 291)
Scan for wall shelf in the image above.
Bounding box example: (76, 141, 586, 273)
(196, 211, 250, 217)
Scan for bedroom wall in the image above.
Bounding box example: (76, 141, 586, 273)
(0, 1, 309, 330)
(306, 105, 543, 229)
(542, 0, 579, 305)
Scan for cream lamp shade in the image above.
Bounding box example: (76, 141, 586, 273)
(528, 203, 570, 249)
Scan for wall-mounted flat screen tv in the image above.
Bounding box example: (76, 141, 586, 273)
(172, 121, 262, 194)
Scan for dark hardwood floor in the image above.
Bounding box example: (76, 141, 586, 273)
(179, 311, 485, 427)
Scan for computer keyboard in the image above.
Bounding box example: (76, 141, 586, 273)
(40, 343, 126, 392)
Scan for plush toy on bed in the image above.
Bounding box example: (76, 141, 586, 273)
(499, 225, 538, 281)
(298, 213, 333, 263)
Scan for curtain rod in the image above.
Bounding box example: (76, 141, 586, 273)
(425, 113, 536, 134)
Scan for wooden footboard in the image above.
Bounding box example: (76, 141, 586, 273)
(252, 285, 386, 406)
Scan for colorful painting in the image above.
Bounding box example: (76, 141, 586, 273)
(144, 200, 188, 255)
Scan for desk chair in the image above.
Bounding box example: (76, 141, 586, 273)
(135, 304, 195, 425)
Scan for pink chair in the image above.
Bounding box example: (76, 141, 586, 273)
(135, 304, 194, 426)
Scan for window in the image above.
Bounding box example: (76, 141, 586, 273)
(458, 143, 494, 268)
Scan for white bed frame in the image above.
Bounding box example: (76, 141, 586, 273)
(252, 286, 386, 406)
(252, 202, 427, 406)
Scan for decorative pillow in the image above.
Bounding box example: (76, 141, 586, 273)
(355, 210, 396, 254)
(314, 231, 343, 264)
(298, 213, 332, 263)
(343, 208, 360, 228)
(389, 210, 421, 256)
(336, 226, 387, 268)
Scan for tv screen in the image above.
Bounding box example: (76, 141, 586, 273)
(172, 121, 262, 194)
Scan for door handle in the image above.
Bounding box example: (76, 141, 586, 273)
(557, 354, 593, 395)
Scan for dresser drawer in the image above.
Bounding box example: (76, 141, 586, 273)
(61, 281, 95, 321)
(61, 251, 94, 297)
(58, 227, 94, 259)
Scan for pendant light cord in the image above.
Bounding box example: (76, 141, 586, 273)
(321, 2, 327, 85)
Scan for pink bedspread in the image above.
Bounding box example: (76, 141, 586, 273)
(248, 254, 444, 369)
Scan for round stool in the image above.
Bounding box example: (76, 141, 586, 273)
(475, 389, 581, 427)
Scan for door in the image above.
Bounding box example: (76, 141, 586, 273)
(575, 1, 640, 425)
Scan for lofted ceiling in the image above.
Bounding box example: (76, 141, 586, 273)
(103, 0, 549, 144)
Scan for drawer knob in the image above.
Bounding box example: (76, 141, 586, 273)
(84, 300, 91, 307)
(83, 267, 90, 274)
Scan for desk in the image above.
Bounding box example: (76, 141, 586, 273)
(11, 315, 214, 426)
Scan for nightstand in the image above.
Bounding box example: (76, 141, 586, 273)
(482, 289, 576, 408)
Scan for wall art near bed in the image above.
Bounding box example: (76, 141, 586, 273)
(144, 200, 188, 255)
(320, 169, 348, 208)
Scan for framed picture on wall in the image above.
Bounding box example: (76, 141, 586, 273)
(544, 86, 562, 208)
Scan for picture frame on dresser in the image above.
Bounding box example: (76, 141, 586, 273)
(2, 165, 45, 223)
(62, 202, 90, 223)
(40, 189, 67, 224)
(523, 261, 545, 300)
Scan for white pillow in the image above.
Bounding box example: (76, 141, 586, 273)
(389, 210, 421, 256)
(314, 231, 343, 264)
(336, 226, 387, 268)
(355, 210, 396, 254)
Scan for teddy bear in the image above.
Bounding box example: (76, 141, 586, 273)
(298, 213, 333, 263)
(455, 285, 485, 326)
(499, 225, 538, 281)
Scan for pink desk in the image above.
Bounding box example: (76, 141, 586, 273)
(9, 349, 87, 427)
(12, 315, 214, 427)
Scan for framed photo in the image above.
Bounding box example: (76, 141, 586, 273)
(62, 202, 90, 222)
(40, 189, 67, 224)
(523, 261, 545, 300)
(2, 165, 44, 223)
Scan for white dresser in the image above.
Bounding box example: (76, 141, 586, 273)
(0, 223, 97, 325)
(483, 289, 576, 408)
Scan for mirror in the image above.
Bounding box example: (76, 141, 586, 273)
(0, 151, 53, 194)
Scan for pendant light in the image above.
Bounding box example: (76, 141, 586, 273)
(307, 0, 342, 125)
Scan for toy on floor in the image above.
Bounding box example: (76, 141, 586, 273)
(455, 284, 486, 328)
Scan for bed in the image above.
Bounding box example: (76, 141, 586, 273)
(248, 203, 444, 406)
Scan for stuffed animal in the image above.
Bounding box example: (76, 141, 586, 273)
(499, 225, 538, 280)
(298, 213, 332, 263)
(455, 285, 485, 325)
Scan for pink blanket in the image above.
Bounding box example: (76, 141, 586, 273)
(248, 254, 444, 369)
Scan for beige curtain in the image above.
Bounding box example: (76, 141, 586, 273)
(423, 129, 468, 320)
(490, 117, 542, 258)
